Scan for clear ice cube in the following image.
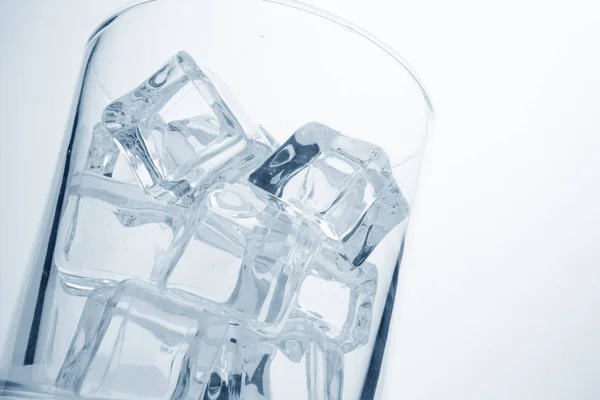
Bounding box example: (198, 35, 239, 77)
(249, 122, 409, 266)
(54, 172, 184, 289)
(296, 261, 378, 352)
(101, 51, 272, 206)
(56, 279, 229, 400)
(157, 182, 321, 336)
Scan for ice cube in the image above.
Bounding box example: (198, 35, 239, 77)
(56, 279, 228, 400)
(249, 122, 409, 266)
(296, 261, 378, 352)
(157, 182, 321, 336)
(101, 51, 272, 206)
(54, 172, 184, 289)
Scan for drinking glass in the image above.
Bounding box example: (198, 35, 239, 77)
(0, 1, 434, 398)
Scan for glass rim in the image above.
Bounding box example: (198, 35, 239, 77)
(87, 0, 435, 124)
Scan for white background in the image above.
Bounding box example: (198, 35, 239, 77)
(1, 0, 600, 399)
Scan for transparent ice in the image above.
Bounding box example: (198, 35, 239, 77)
(42, 51, 414, 400)
(54, 172, 183, 288)
(158, 182, 321, 336)
(56, 279, 229, 400)
(101, 51, 272, 206)
(249, 122, 409, 267)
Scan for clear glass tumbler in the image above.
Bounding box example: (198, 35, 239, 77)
(0, 1, 433, 399)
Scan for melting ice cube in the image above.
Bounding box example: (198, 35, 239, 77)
(249, 122, 409, 266)
(102, 51, 272, 206)
(56, 279, 229, 400)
